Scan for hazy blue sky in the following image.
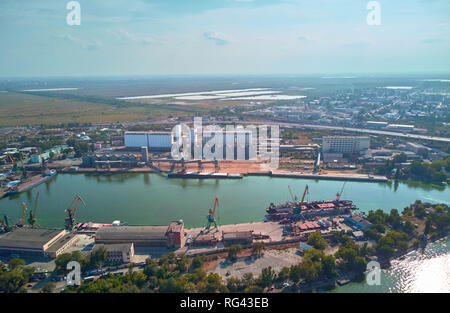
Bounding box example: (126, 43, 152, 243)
(1, 0, 449, 77)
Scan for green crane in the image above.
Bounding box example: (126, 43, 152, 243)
(27, 191, 40, 227)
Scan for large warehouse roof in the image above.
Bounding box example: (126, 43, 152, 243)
(0, 228, 65, 250)
(95, 226, 168, 241)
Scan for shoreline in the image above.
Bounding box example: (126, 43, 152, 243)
(59, 167, 389, 183)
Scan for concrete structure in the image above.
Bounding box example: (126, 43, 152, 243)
(405, 142, 430, 155)
(95, 222, 185, 248)
(366, 121, 388, 128)
(222, 231, 253, 247)
(386, 124, 414, 131)
(125, 131, 172, 150)
(322, 136, 370, 154)
(298, 242, 313, 255)
(352, 231, 365, 240)
(94, 243, 134, 264)
(0, 228, 66, 257)
(45, 233, 79, 258)
(82, 154, 140, 168)
(344, 215, 372, 230)
(141, 146, 149, 162)
(193, 234, 217, 246)
(167, 220, 184, 248)
(95, 226, 168, 247)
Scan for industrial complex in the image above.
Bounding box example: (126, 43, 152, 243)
(0, 183, 370, 266)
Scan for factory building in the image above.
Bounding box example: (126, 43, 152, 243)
(405, 142, 430, 155)
(0, 228, 78, 258)
(167, 220, 184, 248)
(322, 136, 370, 154)
(222, 231, 253, 247)
(82, 154, 140, 168)
(45, 233, 79, 258)
(124, 129, 254, 159)
(125, 131, 172, 151)
(93, 243, 134, 264)
(94, 221, 185, 248)
(366, 121, 388, 128)
(385, 124, 414, 131)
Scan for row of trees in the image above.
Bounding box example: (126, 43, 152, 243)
(0, 259, 34, 293)
(377, 153, 449, 183)
(55, 246, 107, 274)
(66, 138, 95, 157)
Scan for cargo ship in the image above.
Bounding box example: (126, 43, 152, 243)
(266, 199, 356, 222)
(3, 169, 57, 197)
(265, 184, 357, 222)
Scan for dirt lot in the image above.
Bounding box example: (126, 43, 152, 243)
(208, 248, 303, 280)
(152, 159, 268, 174)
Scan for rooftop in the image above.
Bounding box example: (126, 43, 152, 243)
(45, 233, 78, 253)
(94, 243, 133, 254)
(95, 225, 168, 240)
(0, 228, 65, 250)
(222, 231, 253, 240)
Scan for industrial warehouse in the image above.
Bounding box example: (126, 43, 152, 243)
(94, 221, 185, 248)
(0, 228, 78, 258)
(124, 129, 255, 160)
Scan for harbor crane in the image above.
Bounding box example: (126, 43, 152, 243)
(205, 197, 219, 231)
(0, 215, 11, 233)
(65, 194, 87, 230)
(336, 182, 346, 201)
(288, 185, 298, 203)
(27, 191, 40, 227)
(293, 185, 309, 215)
(20, 202, 27, 227)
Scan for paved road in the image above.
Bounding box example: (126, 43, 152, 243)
(122, 120, 450, 143)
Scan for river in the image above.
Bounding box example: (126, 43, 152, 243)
(0, 173, 448, 229)
(331, 236, 449, 293)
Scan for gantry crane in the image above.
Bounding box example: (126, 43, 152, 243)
(27, 191, 40, 227)
(206, 197, 219, 231)
(336, 182, 346, 201)
(65, 194, 87, 230)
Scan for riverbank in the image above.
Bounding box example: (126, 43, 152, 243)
(59, 166, 388, 183)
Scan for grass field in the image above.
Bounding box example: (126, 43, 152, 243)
(0, 92, 193, 126)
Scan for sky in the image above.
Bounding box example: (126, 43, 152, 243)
(0, 0, 449, 77)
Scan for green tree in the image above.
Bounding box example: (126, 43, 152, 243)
(8, 258, 26, 271)
(227, 244, 242, 260)
(260, 266, 276, 288)
(307, 231, 327, 250)
(289, 265, 301, 284)
(251, 242, 266, 256)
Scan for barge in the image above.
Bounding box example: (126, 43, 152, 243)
(2, 169, 57, 197)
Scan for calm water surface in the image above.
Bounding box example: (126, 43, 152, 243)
(331, 236, 449, 293)
(0, 173, 448, 229)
